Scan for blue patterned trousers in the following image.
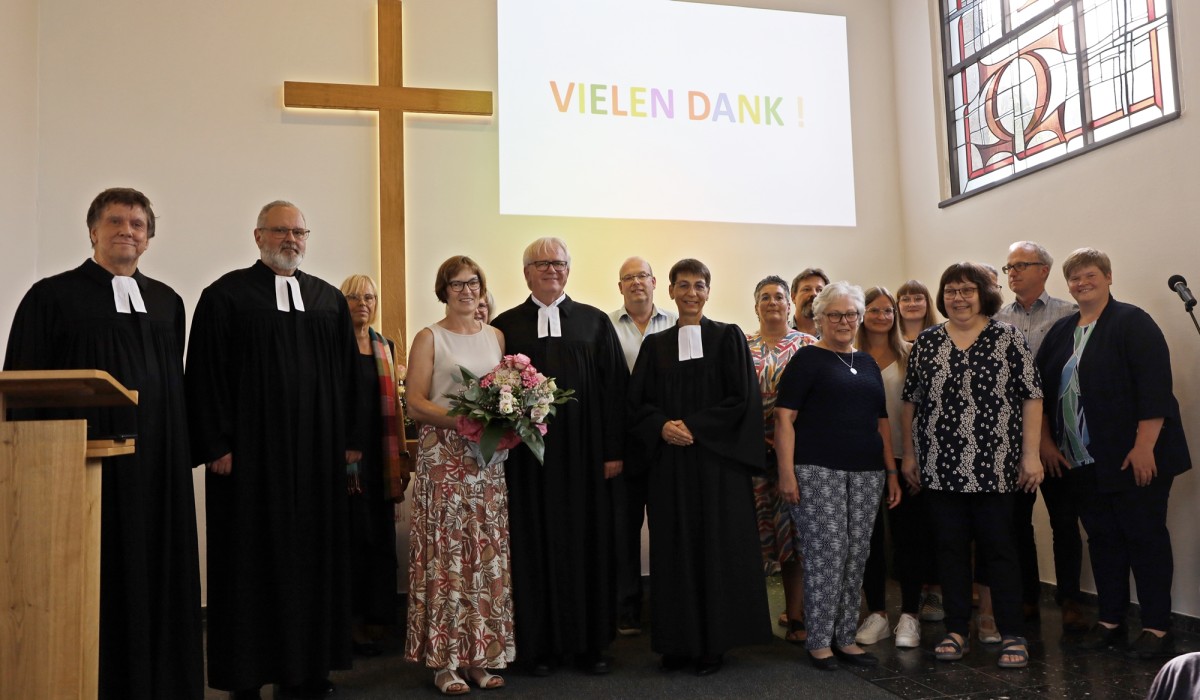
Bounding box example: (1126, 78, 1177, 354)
(790, 464, 884, 650)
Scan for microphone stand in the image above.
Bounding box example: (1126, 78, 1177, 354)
(1187, 306, 1200, 337)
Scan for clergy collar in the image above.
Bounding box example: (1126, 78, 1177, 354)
(678, 324, 704, 360)
(532, 292, 566, 337)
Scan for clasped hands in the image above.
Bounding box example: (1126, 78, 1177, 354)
(661, 420, 693, 447)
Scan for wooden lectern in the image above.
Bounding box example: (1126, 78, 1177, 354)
(0, 370, 138, 700)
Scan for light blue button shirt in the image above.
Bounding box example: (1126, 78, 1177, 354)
(994, 290, 1077, 358)
(608, 305, 678, 373)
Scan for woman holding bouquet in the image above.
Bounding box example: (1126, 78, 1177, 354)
(405, 256, 513, 695)
(627, 258, 770, 676)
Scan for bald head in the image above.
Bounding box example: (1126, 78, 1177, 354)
(617, 256, 657, 312)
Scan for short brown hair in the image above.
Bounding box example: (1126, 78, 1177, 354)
(936, 262, 1002, 318)
(669, 258, 711, 286)
(86, 187, 156, 238)
(434, 255, 487, 303)
(790, 267, 829, 292)
(1061, 247, 1112, 279)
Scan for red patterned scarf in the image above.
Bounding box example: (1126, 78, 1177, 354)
(370, 328, 408, 501)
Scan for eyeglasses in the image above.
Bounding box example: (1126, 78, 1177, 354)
(943, 286, 979, 299)
(672, 281, 709, 293)
(259, 226, 311, 240)
(1001, 261, 1047, 274)
(345, 293, 376, 303)
(866, 307, 895, 317)
(528, 260, 569, 271)
(824, 311, 860, 323)
(447, 277, 481, 292)
(621, 272, 652, 284)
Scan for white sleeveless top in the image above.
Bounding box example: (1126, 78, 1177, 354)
(427, 323, 503, 410)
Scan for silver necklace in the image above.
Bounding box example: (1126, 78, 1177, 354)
(833, 348, 857, 374)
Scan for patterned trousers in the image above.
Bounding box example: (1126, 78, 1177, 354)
(790, 464, 884, 650)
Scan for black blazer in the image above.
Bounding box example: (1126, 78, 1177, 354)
(1036, 296, 1190, 493)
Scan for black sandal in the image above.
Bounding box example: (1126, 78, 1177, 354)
(786, 618, 807, 645)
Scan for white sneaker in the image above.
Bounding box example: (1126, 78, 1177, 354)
(895, 613, 921, 648)
(855, 612, 892, 645)
(919, 593, 945, 622)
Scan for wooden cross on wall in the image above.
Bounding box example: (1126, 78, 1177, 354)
(283, 0, 493, 360)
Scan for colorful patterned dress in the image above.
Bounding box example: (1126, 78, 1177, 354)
(405, 324, 515, 670)
(746, 329, 816, 570)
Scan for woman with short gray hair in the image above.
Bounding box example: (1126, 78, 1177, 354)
(774, 282, 899, 670)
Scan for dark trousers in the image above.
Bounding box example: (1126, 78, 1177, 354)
(1012, 489, 1042, 606)
(1040, 472, 1083, 603)
(926, 490, 1022, 638)
(1071, 468, 1175, 630)
(863, 482, 934, 615)
(612, 471, 648, 618)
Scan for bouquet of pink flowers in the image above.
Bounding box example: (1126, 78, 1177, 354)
(446, 353, 575, 465)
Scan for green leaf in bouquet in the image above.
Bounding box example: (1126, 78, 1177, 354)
(524, 433, 546, 464)
(478, 421, 509, 465)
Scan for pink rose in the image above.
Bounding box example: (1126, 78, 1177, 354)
(497, 431, 522, 450)
(456, 416, 484, 443)
(507, 353, 532, 370)
(535, 423, 548, 436)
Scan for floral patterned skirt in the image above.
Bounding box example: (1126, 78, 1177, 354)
(404, 425, 515, 670)
(752, 475, 800, 571)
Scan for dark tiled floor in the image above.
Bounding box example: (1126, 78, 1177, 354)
(841, 583, 1197, 699)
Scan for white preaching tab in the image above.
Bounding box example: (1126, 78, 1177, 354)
(111, 276, 147, 314)
(533, 293, 565, 338)
(275, 275, 306, 312)
(678, 325, 703, 361)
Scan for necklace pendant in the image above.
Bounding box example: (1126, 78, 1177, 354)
(850, 367, 858, 375)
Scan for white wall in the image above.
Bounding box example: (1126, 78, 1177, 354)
(0, 0, 40, 355)
(12, 0, 906, 604)
(892, 0, 1200, 616)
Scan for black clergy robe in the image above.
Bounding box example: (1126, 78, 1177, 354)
(186, 261, 359, 691)
(4, 258, 203, 700)
(490, 295, 628, 661)
(627, 318, 771, 657)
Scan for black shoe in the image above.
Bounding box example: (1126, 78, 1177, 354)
(617, 612, 643, 636)
(1126, 631, 1176, 660)
(695, 654, 723, 676)
(579, 652, 611, 675)
(529, 656, 555, 677)
(660, 654, 690, 671)
(277, 678, 335, 698)
(832, 646, 879, 667)
(1077, 623, 1127, 650)
(352, 640, 382, 657)
(807, 651, 839, 671)
(230, 690, 262, 700)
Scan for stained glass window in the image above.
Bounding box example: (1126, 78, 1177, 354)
(941, 0, 1178, 199)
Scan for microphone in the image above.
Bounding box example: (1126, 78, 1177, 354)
(1168, 274, 1197, 311)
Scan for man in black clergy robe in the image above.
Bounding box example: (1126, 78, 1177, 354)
(490, 237, 628, 676)
(627, 258, 771, 676)
(4, 187, 203, 700)
(186, 200, 362, 699)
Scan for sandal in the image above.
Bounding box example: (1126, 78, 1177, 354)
(977, 614, 1001, 644)
(778, 611, 789, 627)
(465, 668, 505, 690)
(435, 669, 470, 696)
(935, 633, 969, 661)
(998, 636, 1029, 669)
(785, 618, 808, 644)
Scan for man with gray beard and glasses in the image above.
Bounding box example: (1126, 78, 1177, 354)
(186, 200, 365, 699)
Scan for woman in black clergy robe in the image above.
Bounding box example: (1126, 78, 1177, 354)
(628, 258, 770, 677)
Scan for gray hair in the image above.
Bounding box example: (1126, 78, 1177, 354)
(522, 237, 571, 266)
(1009, 240, 1053, 267)
(811, 281, 866, 320)
(257, 200, 302, 228)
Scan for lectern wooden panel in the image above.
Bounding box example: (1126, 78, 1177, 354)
(0, 370, 137, 700)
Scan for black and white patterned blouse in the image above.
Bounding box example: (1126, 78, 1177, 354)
(901, 319, 1043, 493)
